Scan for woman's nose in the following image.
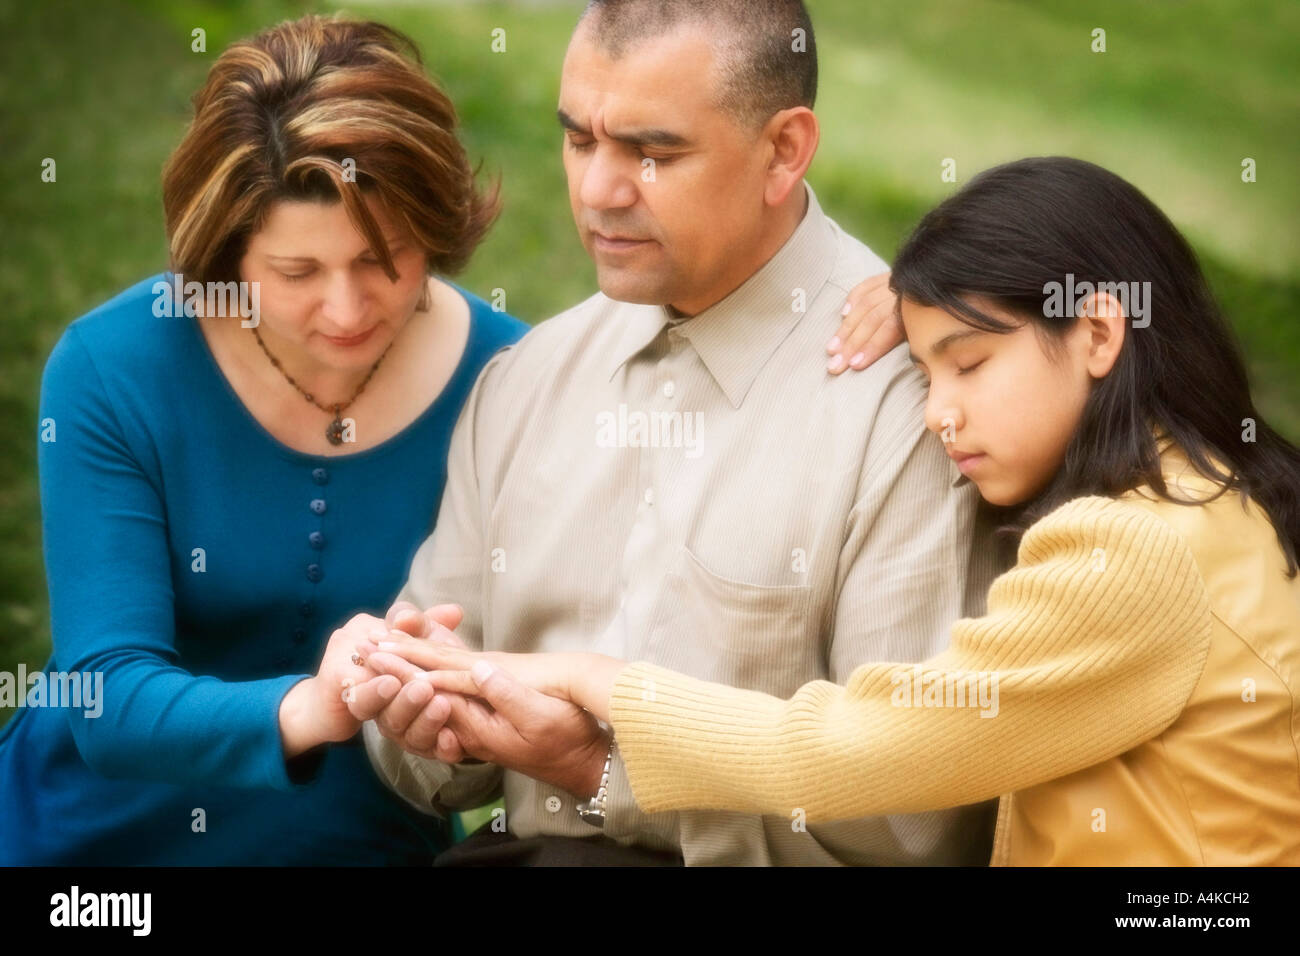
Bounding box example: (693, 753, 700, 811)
(320, 274, 367, 330)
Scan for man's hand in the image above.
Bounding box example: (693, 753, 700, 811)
(416, 659, 611, 799)
(346, 601, 612, 797)
(384, 600, 467, 645)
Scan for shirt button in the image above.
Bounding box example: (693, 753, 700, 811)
(545, 795, 562, 813)
(312, 467, 329, 486)
(308, 531, 326, 550)
(306, 563, 324, 583)
(643, 488, 654, 505)
(292, 628, 307, 645)
(298, 601, 315, 618)
(662, 381, 675, 398)
(310, 498, 327, 516)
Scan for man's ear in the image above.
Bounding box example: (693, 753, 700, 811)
(1077, 291, 1127, 379)
(763, 106, 818, 206)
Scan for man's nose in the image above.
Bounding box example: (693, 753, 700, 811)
(578, 144, 638, 211)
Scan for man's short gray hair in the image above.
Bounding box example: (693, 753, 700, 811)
(578, 0, 817, 131)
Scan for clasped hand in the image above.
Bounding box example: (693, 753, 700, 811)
(315, 602, 612, 799)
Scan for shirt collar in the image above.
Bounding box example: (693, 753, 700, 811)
(606, 181, 838, 408)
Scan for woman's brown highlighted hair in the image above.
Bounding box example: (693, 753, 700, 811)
(163, 14, 500, 286)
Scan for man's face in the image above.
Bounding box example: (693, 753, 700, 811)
(558, 20, 771, 314)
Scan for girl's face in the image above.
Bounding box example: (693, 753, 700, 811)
(902, 296, 1125, 507)
(239, 196, 429, 374)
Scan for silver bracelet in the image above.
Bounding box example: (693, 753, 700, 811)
(576, 740, 614, 828)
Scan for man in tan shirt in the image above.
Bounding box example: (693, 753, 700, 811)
(358, 0, 1002, 865)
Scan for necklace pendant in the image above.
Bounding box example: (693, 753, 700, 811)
(326, 417, 346, 445)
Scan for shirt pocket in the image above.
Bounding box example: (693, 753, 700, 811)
(655, 545, 820, 696)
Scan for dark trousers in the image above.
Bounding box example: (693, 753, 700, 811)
(433, 824, 684, 867)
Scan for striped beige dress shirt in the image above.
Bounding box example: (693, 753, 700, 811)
(365, 181, 1005, 865)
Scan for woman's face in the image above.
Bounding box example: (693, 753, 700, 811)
(902, 297, 1124, 507)
(239, 195, 429, 373)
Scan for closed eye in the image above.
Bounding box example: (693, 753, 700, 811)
(956, 359, 987, 376)
(567, 137, 675, 165)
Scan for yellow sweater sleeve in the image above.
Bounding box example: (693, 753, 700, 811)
(608, 495, 1214, 821)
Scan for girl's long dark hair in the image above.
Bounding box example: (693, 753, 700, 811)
(891, 156, 1300, 577)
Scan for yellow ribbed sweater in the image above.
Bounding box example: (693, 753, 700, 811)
(608, 494, 1220, 845)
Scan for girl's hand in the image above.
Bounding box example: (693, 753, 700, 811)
(356, 639, 578, 700)
(355, 638, 625, 717)
(826, 271, 903, 374)
(279, 614, 399, 758)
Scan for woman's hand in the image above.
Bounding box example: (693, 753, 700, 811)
(278, 614, 399, 759)
(826, 271, 903, 374)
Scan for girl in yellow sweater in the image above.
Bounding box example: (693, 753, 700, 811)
(363, 157, 1300, 865)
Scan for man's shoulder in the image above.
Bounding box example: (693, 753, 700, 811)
(473, 289, 621, 382)
(779, 209, 912, 400)
(821, 214, 891, 296)
(521, 289, 618, 346)
(775, 208, 907, 404)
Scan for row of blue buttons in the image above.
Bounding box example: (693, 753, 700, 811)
(308, 485, 328, 581)
(283, 467, 332, 667)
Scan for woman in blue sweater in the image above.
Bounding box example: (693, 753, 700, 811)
(0, 16, 527, 864)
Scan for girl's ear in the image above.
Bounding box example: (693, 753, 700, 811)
(1078, 291, 1127, 379)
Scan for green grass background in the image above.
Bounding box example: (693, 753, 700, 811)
(1, 0, 1296, 834)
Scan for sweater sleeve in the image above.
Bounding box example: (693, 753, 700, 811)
(37, 325, 311, 791)
(608, 495, 1214, 821)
